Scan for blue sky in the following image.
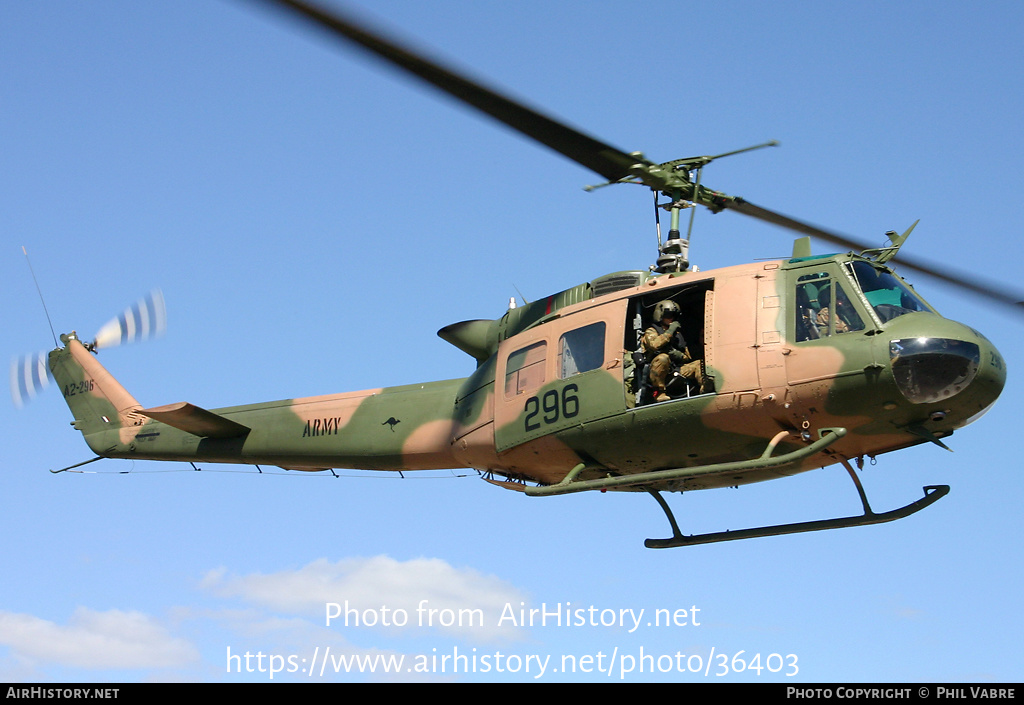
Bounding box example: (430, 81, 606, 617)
(2, 0, 1022, 682)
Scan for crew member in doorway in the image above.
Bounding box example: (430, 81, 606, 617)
(643, 299, 705, 401)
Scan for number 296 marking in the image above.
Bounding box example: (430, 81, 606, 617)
(524, 384, 579, 432)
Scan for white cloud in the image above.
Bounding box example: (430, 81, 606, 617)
(201, 555, 527, 640)
(0, 607, 198, 670)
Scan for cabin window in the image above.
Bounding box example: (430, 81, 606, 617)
(795, 272, 865, 341)
(504, 341, 547, 398)
(558, 322, 606, 378)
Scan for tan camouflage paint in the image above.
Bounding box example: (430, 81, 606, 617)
(49, 255, 1005, 502)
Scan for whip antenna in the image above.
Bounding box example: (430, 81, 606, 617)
(22, 246, 58, 348)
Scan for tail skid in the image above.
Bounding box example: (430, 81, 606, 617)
(50, 456, 106, 474)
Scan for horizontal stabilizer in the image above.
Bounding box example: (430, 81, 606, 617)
(140, 402, 250, 439)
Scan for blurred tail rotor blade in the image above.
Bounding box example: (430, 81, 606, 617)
(10, 352, 52, 408)
(93, 290, 167, 350)
(12, 290, 166, 408)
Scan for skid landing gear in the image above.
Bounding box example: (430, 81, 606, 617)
(644, 459, 949, 549)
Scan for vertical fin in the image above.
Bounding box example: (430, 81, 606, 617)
(48, 335, 142, 436)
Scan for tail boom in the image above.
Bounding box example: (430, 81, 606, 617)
(49, 333, 464, 472)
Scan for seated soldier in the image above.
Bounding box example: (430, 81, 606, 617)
(816, 285, 863, 336)
(643, 299, 705, 402)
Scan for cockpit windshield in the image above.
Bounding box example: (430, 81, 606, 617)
(848, 261, 932, 323)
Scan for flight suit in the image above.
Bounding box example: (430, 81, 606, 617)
(642, 321, 704, 400)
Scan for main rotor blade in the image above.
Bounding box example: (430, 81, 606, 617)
(251, 0, 643, 183)
(251, 1, 1023, 315)
(726, 199, 1024, 314)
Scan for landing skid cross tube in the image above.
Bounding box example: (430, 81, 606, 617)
(644, 459, 949, 549)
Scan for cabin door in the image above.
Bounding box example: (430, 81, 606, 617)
(494, 301, 627, 453)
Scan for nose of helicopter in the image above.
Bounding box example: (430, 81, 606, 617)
(885, 314, 1006, 429)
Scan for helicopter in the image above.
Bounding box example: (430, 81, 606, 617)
(12, 0, 1018, 550)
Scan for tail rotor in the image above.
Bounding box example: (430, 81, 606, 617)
(10, 289, 166, 407)
(90, 289, 166, 351)
(10, 352, 51, 408)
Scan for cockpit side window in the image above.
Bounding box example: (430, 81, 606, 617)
(795, 272, 865, 341)
(848, 261, 931, 323)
